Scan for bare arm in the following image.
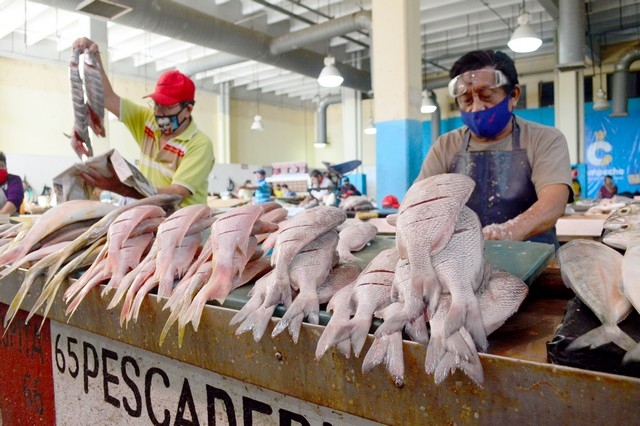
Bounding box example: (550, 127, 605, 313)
(72, 37, 121, 117)
(0, 201, 17, 215)
(483, 184, 569, 241)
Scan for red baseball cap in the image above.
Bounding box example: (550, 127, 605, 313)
(144, 70, 195, 105)
(382, 195, 400, 209)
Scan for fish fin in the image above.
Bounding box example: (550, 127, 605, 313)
(567, 324, 636, 352)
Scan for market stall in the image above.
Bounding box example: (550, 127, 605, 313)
(2, 230, 640, 425)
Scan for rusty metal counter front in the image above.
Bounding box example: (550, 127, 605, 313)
(1, 239, 639, 425)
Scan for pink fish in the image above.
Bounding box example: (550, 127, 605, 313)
(271, 230, 339, 342)
(0, 200, 116, 266)
(316, 248, 397, 358)
(183, 204, 265, 331)
(336, 221, 378, 263)
(395, 173, 475, 318)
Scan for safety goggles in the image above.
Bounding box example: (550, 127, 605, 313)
(448, 69, 510, 98)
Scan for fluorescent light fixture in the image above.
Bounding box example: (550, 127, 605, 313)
(364, 117, 377, 135)
(317, 56, 344, 88)
(313, 142, 327, 148)
(593, 88, 610, 111)
(421, 90, 437, 113)
(250, 114, 264, 131)
(508, 12, 542, 53)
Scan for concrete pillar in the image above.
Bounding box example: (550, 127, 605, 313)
(371, 0, 423, 205)
(555, 70, 584, 164)
(217, 82, 231, 164)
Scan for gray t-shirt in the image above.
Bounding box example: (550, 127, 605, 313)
(416, 116, 572, 193)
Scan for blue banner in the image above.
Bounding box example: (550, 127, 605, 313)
(584, 98, 640, 198)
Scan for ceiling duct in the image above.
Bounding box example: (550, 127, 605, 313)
(270, 11, 371, 55)
(76, 0, 131, 20)
(610, 45, 640, 118)
(557, 0, 585, 71)
(316, 95, 342, 146)
(34, 0, 371, 93)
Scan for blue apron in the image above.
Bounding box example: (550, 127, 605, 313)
(449, 117, 558, 248)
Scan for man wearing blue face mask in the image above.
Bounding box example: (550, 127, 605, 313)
(72, 37, 214, 208)
(416, 50, 572, 248)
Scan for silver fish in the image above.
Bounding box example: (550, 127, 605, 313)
(557, 239, 635, 352)
(603, 202, 640, 250)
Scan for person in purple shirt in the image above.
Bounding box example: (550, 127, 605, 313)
(596, 174, 618, 199)
(0, 152, 24, 215)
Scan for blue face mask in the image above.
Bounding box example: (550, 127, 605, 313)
(460, 95, 512, 139)
(155, 105, 187, 135)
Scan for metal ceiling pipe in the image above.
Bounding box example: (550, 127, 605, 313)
(556, 0, 585, 71)
(177, 52, 246, 76)
(34, 0, 372, 92)
(270, 11, 371, 55)
(316, 95, 342, 146)
(610, 46, 640, 117)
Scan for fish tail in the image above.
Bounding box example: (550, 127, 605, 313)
(622, 342, 640, 365)
(567, 324, 636, 352)
(182, 291, 209, 332)
(432, 332, 484, 386)
(286, 315, 304, 343)
(374, 310, 410, 337)
(425, 334, 446, 375)
(444, 299, 488, 351)
(405, 314, 430, 346)
(349, 318, 372, 357)
(234, 305, 275, 342)
(315, 322, 352, 360)
(362, 334, 405, 387)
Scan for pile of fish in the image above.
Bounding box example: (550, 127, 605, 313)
(315, 174, 528, 386)
(558, 202, 640, 364)
(0, 175, 530, 387)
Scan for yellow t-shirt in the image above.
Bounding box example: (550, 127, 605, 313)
(120, 99, 215, 207)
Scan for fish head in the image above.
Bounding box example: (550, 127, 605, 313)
(603, 202, 640, 232)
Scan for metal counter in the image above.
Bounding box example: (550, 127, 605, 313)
(1, 238, 639, 425)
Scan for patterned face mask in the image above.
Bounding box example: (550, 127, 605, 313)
(154, 105, 188, 135)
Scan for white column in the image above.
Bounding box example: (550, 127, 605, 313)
(555, 70, 584, 164)
(216, 82, 231, 164)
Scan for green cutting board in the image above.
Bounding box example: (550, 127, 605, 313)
(222, 236, 555, 325)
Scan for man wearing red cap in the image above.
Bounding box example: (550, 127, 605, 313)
(72, 37, 214, 208)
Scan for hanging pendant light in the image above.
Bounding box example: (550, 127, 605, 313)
(363, 117, 377, 135)
(593, 89, 610, 111)
(508, 10, 542, 53)
(421, 90, 437, 114)
(250, 114, 264, 131)
(318, 55, 344, 88)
